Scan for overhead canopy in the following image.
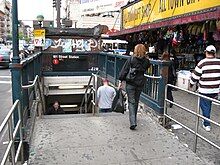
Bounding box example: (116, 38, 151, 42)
(110, 0, 220, 37)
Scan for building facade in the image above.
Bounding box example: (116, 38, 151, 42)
(64, 0, 128, 30)
(0, 0, 12, 42)
(0, 10, 5, 42)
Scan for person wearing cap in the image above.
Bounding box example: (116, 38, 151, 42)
(190, 45, 220, 132)
(97, 78, 116, 113)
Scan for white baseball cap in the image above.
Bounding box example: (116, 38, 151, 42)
(205, 45, 216, 54)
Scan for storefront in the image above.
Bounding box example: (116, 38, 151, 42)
(110, 0, 220, 70)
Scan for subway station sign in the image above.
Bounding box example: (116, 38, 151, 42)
(122, 0, 220, 29)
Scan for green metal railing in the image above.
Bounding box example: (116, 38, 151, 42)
(98, 53, 170, 114)
(20, 53, 43, 124)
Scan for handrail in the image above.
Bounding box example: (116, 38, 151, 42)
(22, 75, 38, 89)
(80, 72, 101, 115)
(80, 74, 94, 113)
(0, 100, 19, 133)
(144, 74, 161, 79)
(22, 75, 46, 114)
(163, 84, 220, 153)
(0, 100, 23, 165)
(166, 84, 220, 103)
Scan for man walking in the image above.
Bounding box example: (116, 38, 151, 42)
(97, 79, 116, 113)
(190, 45, 220, 131)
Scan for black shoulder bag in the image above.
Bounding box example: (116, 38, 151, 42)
(125, 57, 137, 82)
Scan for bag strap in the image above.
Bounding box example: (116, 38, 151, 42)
(130, 56, 133, 67)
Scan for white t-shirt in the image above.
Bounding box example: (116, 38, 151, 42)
(97, 85, 116, 109)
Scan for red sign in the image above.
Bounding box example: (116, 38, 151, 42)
(53, 58, 59, 65)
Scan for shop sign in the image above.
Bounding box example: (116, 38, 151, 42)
(122, 0, 220, 29)
(80, 0, 128, 15)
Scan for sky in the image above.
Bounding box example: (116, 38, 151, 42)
(16, 0, 54, 25)
(18, 0, 53, 20)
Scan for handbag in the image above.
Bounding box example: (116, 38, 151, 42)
(112, 89, 125, 114)
(126, 57, 137, 82)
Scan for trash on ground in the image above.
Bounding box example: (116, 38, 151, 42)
(171, 124, 183, 130)
(183, 143, 189, 148)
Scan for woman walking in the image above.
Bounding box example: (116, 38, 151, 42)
(118, 44, 150, 130)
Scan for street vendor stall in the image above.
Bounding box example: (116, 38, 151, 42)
(110, 0, 220, 69)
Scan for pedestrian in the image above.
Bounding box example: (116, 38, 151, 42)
(97, 78, 116, 113)
(161, 52, 176, 108)
(118, 44, 150, 130)
(46, 101, 65, 115)
(190, 45, 220, 132)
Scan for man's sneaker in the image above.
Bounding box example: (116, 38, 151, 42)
(202, 125, 211, 132)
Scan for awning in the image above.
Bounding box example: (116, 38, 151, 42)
(110, 7, 220, 37)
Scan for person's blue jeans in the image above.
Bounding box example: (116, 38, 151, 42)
(200, 93, 218, 126)
(99, 108, 112, 113)
(126, 84, 143, 127)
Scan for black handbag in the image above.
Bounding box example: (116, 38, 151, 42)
(126, 57, 137, 82)
(126, 68, 137, 82)
(112, 89, 125, 114)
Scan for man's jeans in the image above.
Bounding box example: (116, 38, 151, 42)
(200, 93, 218, 127)
(126, 84, 142, 127)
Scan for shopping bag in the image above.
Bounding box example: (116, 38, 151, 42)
(112, 89, 125, 114)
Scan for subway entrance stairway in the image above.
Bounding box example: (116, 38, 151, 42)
(28, 111, 209, 165)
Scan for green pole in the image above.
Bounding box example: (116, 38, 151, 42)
(12, 0, 19, 62)
(11, 0, 21, 125)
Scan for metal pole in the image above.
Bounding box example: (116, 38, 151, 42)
(11, 0, 19, 63)
(193, 96, 200, 153)
(85, 92, 88, 113)
(92, 76, 95, 115)
(18, 102, 24, 163)
(8, 118, 16, 165)
(11, 0, 21, 125)
(56, 0, 61, 28)
(94, 74, 98, 116)
(105, 55, 107, 78)
(163, 85, 168, 127)
(114, 57, 117, 86)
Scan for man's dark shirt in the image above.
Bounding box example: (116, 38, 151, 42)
(46, 107, 65, 115)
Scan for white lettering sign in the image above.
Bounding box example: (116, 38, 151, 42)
(80, 0, 128, 15)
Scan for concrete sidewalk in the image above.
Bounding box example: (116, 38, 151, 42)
(29, 112, 208, 165)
